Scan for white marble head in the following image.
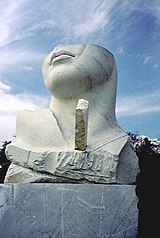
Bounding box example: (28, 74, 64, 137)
(42, 44, 116, 100)
(5, 43, 139, 185)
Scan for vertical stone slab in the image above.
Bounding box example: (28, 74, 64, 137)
(0, 184, 138, 238)
(75, 99, 89, 151)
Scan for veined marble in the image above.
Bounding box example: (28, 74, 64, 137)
(0, 184, 138, 238)
(5, 44, 139, 184)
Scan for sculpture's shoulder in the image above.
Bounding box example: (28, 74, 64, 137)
(15, 109, 68, 150)
(17, 109, 51, 123)
(16, 109, 53, 136)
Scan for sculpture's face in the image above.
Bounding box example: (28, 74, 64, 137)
(42, 44, 115, 99)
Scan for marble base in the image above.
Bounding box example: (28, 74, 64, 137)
(5, 141, 139, 184)
(0, 184, 138, 238)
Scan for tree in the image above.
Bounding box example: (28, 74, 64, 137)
(0, 140, 11, 183)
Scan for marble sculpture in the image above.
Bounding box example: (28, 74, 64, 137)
(5, 44, 138, 184)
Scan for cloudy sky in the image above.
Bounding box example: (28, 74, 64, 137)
(0, 0, 160, 143)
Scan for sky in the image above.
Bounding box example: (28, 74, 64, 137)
(0, 0, 160, 144)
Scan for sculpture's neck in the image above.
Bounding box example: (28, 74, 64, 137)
(49, 80, 124, 150)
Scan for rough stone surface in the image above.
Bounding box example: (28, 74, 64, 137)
(5, 141, 138, 184)
(0, 184, 138, 238)
(75, 99, 89, 151)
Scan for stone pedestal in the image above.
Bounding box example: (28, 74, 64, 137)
(0, 184, 138, 238)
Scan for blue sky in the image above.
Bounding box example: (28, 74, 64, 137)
(0, 0, 160, 143)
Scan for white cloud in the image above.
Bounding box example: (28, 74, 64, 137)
(143, 55, 160, 69)
(0, 81, 11, 93)
(0, 114, 16, 143)
(18, 66, 34, 71)
(0, 92, 49, 116)
(0, 0, 55, 48)
(0, 0, 29, 47)
(0, 0, 152, 48)
(0, 0, 159, 142)
(73, 1, 118, 38)
(115, 46, 124, 54)
(36, 0, 121, 41)
(0, 0, 158, 49)
(0, 0, 51, 75)
(116, 91, 160, 117)
(0, 47, 44, 73)
(144, 56, 152, 65)
(73, 11, 107, 38)
(154, 64, 159, 69)
(145, 0, 160, 22)
(26, 20, 55, 33)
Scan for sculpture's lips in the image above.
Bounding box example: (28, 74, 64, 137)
(50, 50, 75, 65)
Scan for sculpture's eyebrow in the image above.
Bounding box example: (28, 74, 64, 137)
(50, 50, 75, 65)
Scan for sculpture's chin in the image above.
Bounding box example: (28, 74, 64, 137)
(45, 69, 92, 100)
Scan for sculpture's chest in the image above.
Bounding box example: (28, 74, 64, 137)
(18, 110, 68, 150)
